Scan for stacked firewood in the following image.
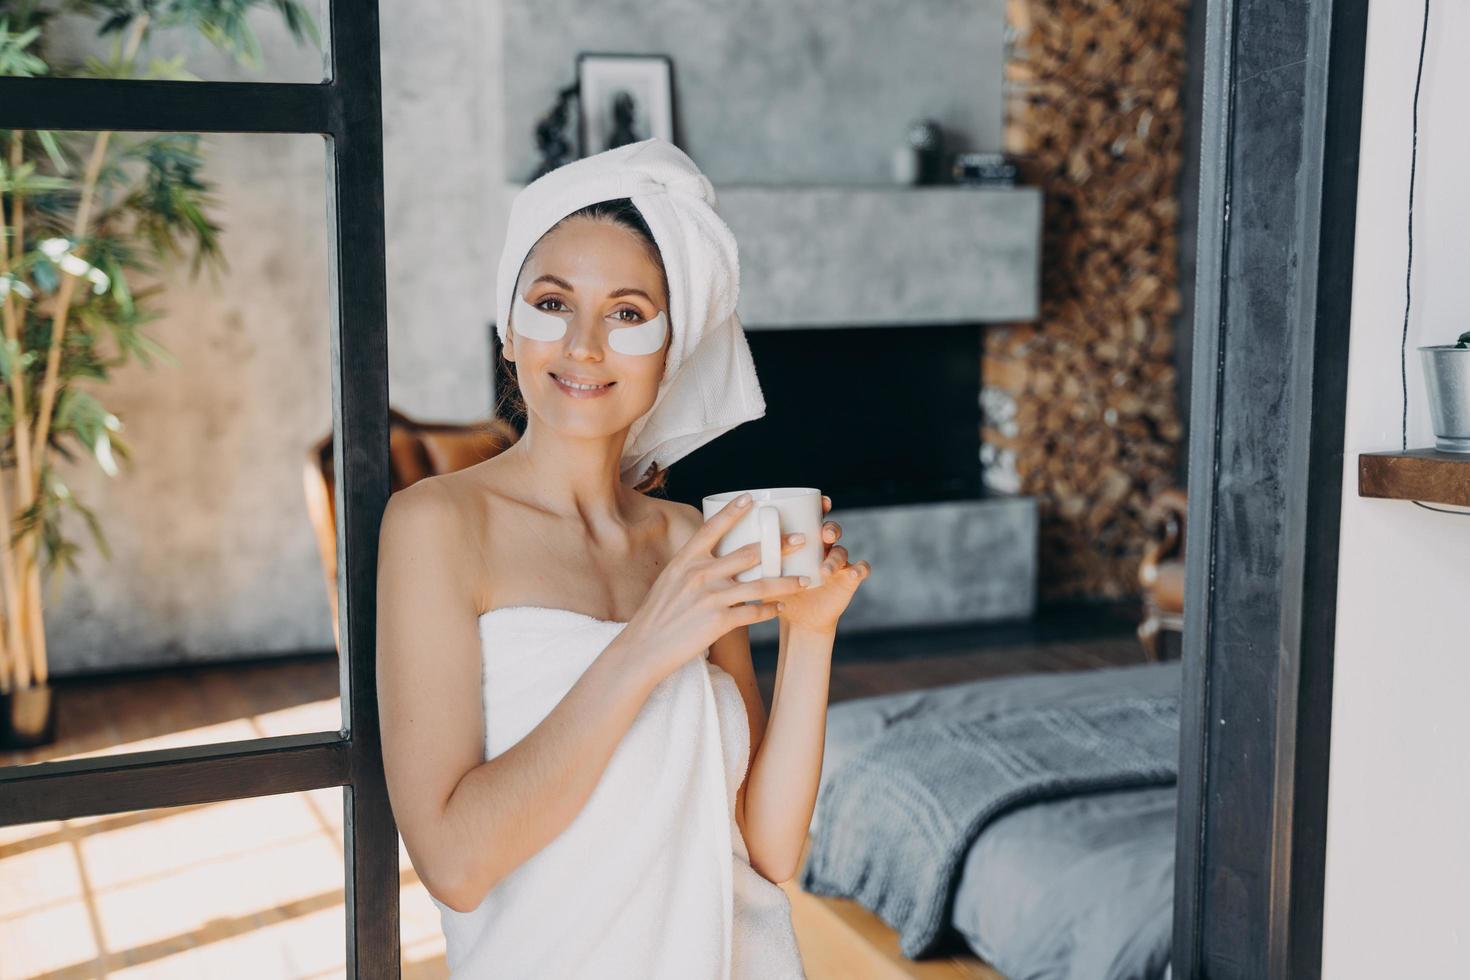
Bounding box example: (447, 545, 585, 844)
(986, 0, 1189, 600)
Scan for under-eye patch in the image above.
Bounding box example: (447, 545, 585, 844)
(511, 295, 569, 342)
(512, 294, 668, 356)
(607, 310, 668, 356)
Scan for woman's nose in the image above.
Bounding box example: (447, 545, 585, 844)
(563, 312, 605, 360)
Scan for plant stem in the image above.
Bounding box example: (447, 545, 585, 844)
(12, 127, 109, 686)
(0, 132, 29, 690)
(12, 14, 152, 688)
(30, 13, 151, 482)
(0, 470, 19, 693)
(28, 129, 113, 482)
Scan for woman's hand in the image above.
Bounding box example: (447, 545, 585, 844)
(618, 493, 809, 687)
(775, 494, 870, 635)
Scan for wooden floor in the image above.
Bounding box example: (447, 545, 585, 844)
(0, 603, 1149, 979)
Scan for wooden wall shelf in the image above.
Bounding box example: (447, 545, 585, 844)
(1358, 449, 1470, 508)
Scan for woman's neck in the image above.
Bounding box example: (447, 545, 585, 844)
(502, 424, 635, 523)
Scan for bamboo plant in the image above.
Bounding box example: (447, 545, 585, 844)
(0, 1, 318, 696)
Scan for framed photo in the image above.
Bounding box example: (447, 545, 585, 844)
(576, 53, 676, 157)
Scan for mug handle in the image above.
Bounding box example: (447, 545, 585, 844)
(757, 505, 783, 578)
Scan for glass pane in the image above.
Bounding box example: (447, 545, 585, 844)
(28, 2, 330, 85)
(0, 130, 340, 767)
(0, 789, 348, 978)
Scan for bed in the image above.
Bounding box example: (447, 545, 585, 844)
(788, 659, 1180, 980)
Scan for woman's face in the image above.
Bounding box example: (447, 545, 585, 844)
(504, 217, 672, 441)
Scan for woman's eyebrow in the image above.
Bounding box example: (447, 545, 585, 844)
(530, 274, 575, 291)
(531, 275, 654, 305)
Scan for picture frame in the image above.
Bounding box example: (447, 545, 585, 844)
(576, 52, 676, 157)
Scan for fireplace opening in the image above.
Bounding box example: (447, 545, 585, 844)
(664, 323, 983, 509)
(491, 322, 985, 509)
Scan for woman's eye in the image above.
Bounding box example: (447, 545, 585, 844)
(610, 308, 643, 323)
(535, 297, 568, 312)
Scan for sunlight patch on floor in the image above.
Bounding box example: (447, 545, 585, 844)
(0, 696, 447, 978)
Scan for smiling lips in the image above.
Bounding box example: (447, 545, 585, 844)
(550, 372, 617, 398)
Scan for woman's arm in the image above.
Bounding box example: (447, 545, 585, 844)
(692, 494, 868, 883)
(708, 618, 834, 884)
(376, 480, 659, 913)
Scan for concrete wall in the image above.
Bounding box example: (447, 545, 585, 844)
(502, 0, 1005, 185)
(1321, 1, 1470, 975)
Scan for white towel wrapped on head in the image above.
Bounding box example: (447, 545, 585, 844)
(494, 137, 766, 487)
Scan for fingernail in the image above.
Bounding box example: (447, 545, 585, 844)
(799, 575, 812, 587)
(736, 492, 751, 506)
(789, 533, 805, 544)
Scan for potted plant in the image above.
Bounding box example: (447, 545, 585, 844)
(1419, 330, 1470, 454)
(0, 2, 318, 750)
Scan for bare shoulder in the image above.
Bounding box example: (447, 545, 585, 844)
(380, 475, 446, 542)
(376, 473, 488, 593)
(379, 473, 461, 544)
(649, 496, 705, 554)
(406, 458, 544, 609)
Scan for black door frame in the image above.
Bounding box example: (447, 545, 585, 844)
(1174, 0, 1369, 977)
(0, 3, 398, 973)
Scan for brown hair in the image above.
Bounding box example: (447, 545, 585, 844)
(491, 198, 672, 495)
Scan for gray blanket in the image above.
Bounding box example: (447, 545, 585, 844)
(798, 694, 1180, 960)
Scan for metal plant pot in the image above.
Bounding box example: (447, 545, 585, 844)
(0, 682, 58, 749)
(1419, 344, 1470, 453)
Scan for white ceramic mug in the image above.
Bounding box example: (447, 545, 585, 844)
(701, 487, 825, 584)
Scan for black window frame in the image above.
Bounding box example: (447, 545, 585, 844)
(0, 4, 398, 973)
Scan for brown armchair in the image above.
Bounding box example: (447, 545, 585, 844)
(1137, 487, 1187, 662)
(303, 407, 519, 651)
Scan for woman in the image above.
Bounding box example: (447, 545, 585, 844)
(376, 138, 870, 979)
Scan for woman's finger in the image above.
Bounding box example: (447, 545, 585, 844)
(821, 495, 831, 514)
(727, 599, 783, 628)
(704, 533, 805, 580)
(821, 545, 850, 575)
(704, 540, 765, 579)
(687, 493, 757, 558)
(822, 520, 841, 544)
(721, 574, 810, 607)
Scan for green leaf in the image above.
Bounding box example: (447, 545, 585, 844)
(34, 130, 70, 174)
(30, 256, 58, 293)
(65, 488, 113, 563)
(274, 0, 324, 50)
(0, 19, 49, 77)
(53, 387, 125, 479)
(141, 53, 198, 82)
(130, 330, 179, 369)
(0, 335, 18, 382)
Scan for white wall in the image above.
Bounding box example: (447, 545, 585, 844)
(1322, 0, 1470, 975)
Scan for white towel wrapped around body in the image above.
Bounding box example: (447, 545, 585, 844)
(432, 605, 805, 979)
